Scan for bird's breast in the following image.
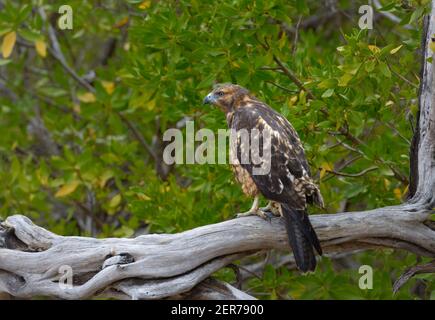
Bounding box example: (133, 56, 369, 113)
(230, 164, 259, 197)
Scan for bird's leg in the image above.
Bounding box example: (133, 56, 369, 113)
(236, 196, 259, 217)
(260, 201, 282, 217)
(260, 201, 272, 212)
(236, 196, 264, 218)
(237, 197, 282, 222)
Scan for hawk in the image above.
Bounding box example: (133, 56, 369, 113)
(203, 83, 324, 272)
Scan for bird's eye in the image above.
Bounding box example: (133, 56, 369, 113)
(216, 91, 224, 97)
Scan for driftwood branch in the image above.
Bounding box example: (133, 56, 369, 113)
(0, 2, 434, 301)
(0, 200, 433, 299)
(393, 260, 435, 294)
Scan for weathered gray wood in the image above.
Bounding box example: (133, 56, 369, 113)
(411, 0, 435, 205)
(393, 260, 435, 294)
(178, 278, 257, 300)
(0, 1, 434, 301)
(0, 200, 433, 299)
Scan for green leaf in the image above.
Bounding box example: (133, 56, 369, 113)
(321, 88, 334, 98)
(338, 73, 353, 87)
(379, 61, 391, 78)
(318, 79, 337, 89)
(18, 28, 42, 42)
(38, 87, 68, 98)
(409, 7, 424, 25)
(390, 45, 403, 55)
(109, 194, 122, 208)
(0, 58, 11, 66)
(196, 73, 215, 89)
(55, 181, 80, 198)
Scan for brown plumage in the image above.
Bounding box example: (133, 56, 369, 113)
(230, 163, 259, 197)
(203, 83, 323, 272)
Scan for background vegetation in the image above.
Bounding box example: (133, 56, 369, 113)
(0, 0, 433, 299)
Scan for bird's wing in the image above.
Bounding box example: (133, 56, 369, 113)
(230, 102, 315, 208)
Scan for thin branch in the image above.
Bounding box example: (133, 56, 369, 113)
(387, 163, 409, 186)
(321, 155, 364, 183)
(333, 137, 365, 155)
(337, 124, 366, 146)
(386, 61, 419, 89)
(46, 47, 95, 93)
(292, 15, 302, 56)
(38, 7, 95, 93)
(329, 129, 366, 147)
(386, 121, 411, 145)
(326, 166, 379, 178)
(38, 7, 67, 65)
(393, 260, 435, 294)
(117, 112, 157, 160)
(229, 263, 262, 281)
(272, 55, 316, 100)
(336, 155, 363, 172)
(258, 66, 280, 71)
(265, 80, 298, 94)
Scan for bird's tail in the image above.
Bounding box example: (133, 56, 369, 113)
(281, 203, 322, 272)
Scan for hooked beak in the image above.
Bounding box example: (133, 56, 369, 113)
(203, 93, 214, 105)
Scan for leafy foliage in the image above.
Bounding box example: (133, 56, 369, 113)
(0, 0, 433, 299)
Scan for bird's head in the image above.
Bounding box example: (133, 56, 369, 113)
(203, 83, 250, 112)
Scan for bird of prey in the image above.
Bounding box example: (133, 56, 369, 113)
(203, 83, 324, 272)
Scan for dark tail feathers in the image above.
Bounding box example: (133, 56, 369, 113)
(281, 203, 322, 273)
